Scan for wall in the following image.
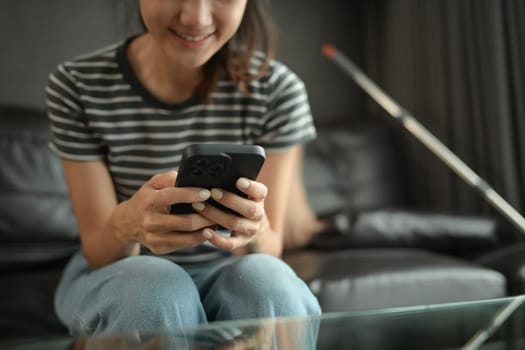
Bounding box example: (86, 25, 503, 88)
(0, 0, 129, 109)
(272, 0, 366, 124)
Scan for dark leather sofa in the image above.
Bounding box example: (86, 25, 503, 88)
(2, 105, 525, 345)
(3, 0, 525, 346)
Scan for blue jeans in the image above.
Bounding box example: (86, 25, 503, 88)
(55, 251, 321, 336)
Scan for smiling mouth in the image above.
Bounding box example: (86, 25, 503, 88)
(170, 29, 215, 43)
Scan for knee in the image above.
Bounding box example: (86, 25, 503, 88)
(221, 254, 321, 317)
(226, 254, 298, 288)
(107, 256, 198, 306)
(228, 254, 294, 281)
(101, 256, 204, 327)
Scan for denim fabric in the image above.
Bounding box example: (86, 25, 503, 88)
(54, 251, 321, 336)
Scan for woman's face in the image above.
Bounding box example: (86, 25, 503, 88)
(140, 0, 248, 70)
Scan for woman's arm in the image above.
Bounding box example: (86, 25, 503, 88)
(63, 159, 138, 268)
(282, 147, 327, 251)
(63, 159, 216, 269)
(250, 145, 302, 256)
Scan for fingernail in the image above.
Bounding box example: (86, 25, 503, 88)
(211, 188, 223, 200)
(203, 229, 213, 240)
(199, 190, 211, 200)
(193, 202, 205, 211)
(237, 178, 250, 189)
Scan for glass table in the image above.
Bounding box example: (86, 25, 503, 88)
(5, 295, 525, 349)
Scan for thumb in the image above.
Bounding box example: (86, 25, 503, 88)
(149, 171, 178, 190)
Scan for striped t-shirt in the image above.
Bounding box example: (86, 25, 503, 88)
(46, 37, 316, 261)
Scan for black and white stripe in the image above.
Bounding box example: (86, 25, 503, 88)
(46, 38, 316, 262)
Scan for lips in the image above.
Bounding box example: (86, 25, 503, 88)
(170, 28, 215, 43)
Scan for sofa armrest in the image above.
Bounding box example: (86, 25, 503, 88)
(0, 106, 79, 268)
(309, 209, 514, 257)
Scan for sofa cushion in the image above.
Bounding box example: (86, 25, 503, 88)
(303, 122, 407, 217)
(0, 266, 68, 340)
(285, 248, 506, 312)
(0, 106, 79, 267)
(476, 242, 525, 295)
(310, 209, 507, 257)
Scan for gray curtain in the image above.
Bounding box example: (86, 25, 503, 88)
(363, 0, 525, 219)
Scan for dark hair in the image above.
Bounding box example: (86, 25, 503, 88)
(137, 1, 277, 103)
(205, 0, 277, 101)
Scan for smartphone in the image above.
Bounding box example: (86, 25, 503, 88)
(170, 144, 266, 215)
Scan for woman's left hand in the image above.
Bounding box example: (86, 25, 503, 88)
(191, 177, 270, 252)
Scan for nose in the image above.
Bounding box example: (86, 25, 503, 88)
(179, 0, 213, 28)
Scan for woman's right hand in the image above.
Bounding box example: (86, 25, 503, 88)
(110, 171, 216, 255)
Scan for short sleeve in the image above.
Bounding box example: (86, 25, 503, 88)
(256, 62, 317, 152)
(45, 63, 107, 161)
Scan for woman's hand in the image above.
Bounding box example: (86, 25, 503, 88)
(191, 177, 271, 252)
(111, 171, 217, 255)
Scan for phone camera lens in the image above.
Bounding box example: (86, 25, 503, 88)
(191, 167, 203, 176)
(207, 163, 225, 177)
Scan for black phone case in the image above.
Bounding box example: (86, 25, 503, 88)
(170, 144, 266, 215)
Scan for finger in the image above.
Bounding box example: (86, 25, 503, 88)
(209, 189, 263, 220)
(142, 230, 213, 255)
(155, 187, 211, 209)
(236, 178, 268, 201)
(192, 202, 258, 236)
(145, 212, 215, 233)
(206, 229, 253, 251)
(148, 171, 178, 189)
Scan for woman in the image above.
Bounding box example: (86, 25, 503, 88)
(47, 0, 321, 335)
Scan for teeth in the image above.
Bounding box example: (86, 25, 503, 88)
(174, 31, 210, 42)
